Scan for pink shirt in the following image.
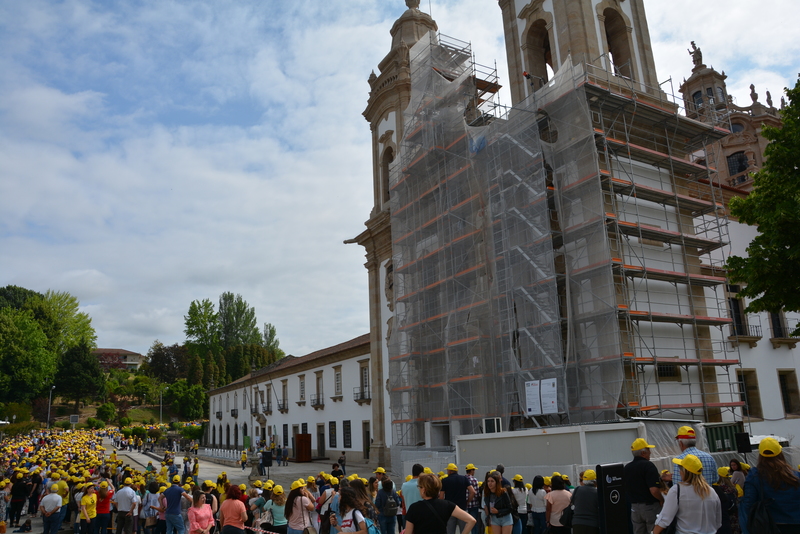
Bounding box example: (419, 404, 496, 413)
(287, 497, 312, 530)
(219, 498, 246, 530)
(188, 505, 214, 534)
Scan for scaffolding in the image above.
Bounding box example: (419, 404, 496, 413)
(387, 32, 742, 454)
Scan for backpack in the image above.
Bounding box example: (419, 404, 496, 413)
(381, 491, 398, 517)
(353, 510, 381, 534)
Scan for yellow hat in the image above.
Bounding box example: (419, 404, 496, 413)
(124, 478, 133, 485)
(759, 437, 782, 457)
(183, 484, 191, 491)
(172, 475, 181, 483)
(437, 471, 445, 477)
(330, 477, 339, 485)
(543, 477, 552, 485)
(272, 485, 284, 495)
(631, 438, 655, 451)
(673, 454, 703, 475)
(374, 467, 386, 474)
(513, 474, 523, 482)
(717, 467, 730, 478)
(267, 480, 274, 485)
(552, 472, 561, 477)
(253, 480, 263, 488)
(239, 484, 247, 490)
(583, 470, 597, 481)
(405, 475, 412, 482)
(291, 480, 303, 490)
(51, 473, 61, 480)
(465, 464, 476, 471)
(661, 469, 670, 475)
(99, 481, 108, 488)
(307, 476, 315, 483)
(423, 467, 433, 474)
(741, 463, 750, 470)
(676, 426, 696, 439)
(446, 463, 458, 471)
(50, 484, 59, 492)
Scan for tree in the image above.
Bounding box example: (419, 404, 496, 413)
(217, 292, 261, 350)
(29, 290, 97, 355)
(0, 285, 44, 310)
(184, 299, 220, 361)
(726, 78, 800, 334)
(55, 342, 106, 413)
(187, 353, 204, 386)
(0, 307, 58, 403)
(96, 402, 117, 423)
(261, 322, 286, 360)
(144, 341, 189, 383)
(163, 379, 206, 420)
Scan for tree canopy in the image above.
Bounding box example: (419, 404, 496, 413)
(143, 341, 189, 384)
(55, 342, 106, 412)
(726, 78, 800, 334)
(0, 307, 57, 403)
(218, 292, 261, 349)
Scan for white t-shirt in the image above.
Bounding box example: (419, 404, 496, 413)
(529, 489, 547, 513)
(339, 509, 365, 533)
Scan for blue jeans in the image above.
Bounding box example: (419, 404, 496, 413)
(43, 514, 61, 534)
(468, 508, 483, 534)
(95, 513, 111, 534)
(165, 514, 185, 534)
(530, 512, 546, 534)
(286, 528, 303, 534)
(379, 515, 396, 534)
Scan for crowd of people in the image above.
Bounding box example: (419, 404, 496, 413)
(2, 425, 800, 534)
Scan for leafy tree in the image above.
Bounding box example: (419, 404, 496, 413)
(86, 417, 105, 429)
(163, 379, 206, 420)
(179, 424, 204, 441)
(0, 307, 58, 403)
(131, 426, 147, 438)
(203, 357, 217, 390)
(0, 402, 33, 422)
(31, 397, 51, 423)
(96, 402, 117, 423)
(184, 299, 220, 361)
(29, 290, 97, 355)
(144, 341, 189, 383)
(55, 342, 106, 413)
(0, 285, 43, 310)
(218, 292, 261, 350)
(261, 322, 286, 359)
(727, 78, 800, 334)
(187, 353, 204, 387)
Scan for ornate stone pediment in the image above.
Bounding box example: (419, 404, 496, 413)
(518, 0, 546, 21)
(722, 132, 757, 148)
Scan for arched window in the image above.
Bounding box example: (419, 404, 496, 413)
(716, 86, 725, 105)
(727, 151, 748, 176)
(234, 424, 239, 449)
(603, 9, 633, 79)
(382, 147, 394, 205)
(226, 425, 230, 448)
(525, 19, 553, 90)
(243, 423, 248, 441)
(212, 426, 216, 445)
(692, 91, 703, 110)
(226, 394, 229, 411)
(731, 122, 745, 133)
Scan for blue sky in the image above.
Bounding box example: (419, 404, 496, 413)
(1, 0, 797, 357)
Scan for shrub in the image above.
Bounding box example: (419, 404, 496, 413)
(147, 428, 162, 440)
(54, 420, 71, 429)
(56, 406, 69, 416)
(131, 426, 147, 438)
(120, 427, 133, 438)
(179, 424, 204, 441)
(86, 417, 105, 429)
(119, 417, 131, 427)
(96, 403, 116, 423)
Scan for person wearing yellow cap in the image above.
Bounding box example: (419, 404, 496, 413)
(40, 483, 64, 534)
(711, 467, 739, 533)
(569, 469, 599, 532)
(285, 480, 315, 534)
(622, 437, 662, 534)
(672, 426, 717, 486)
(739, 436, 800, 533)
(509, 475, 528, 533)
(653, 455, 720, 534)
(79, 483, 98, 534)
(728, 458, 747, 489)
(463, 464, 482, 534)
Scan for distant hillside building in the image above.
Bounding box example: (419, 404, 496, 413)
(93, 348, 144, 371)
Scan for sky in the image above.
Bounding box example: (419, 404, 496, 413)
(1, 0, 797, 358)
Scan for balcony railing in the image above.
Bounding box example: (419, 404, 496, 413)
(231, 408, 239, 418)
(277, 400, 288, 412)
(730, 323, 762, 338)
(262, 401, 272, 414)
(215, 411, 222, 420)
(311, 394, 324, 408)
(354, 386, 371, 403)
(250, 404, 260, 415)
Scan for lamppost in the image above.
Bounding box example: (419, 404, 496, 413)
(160, 386, 169, 425)
(47, 385, 56, 429)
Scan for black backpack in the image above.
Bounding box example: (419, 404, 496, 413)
(382, 491, 398, 516)
(748, 476, 780, 534)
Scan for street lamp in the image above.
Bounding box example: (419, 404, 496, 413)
(160, 386, 169, 425)
(47, 385, 56, 429)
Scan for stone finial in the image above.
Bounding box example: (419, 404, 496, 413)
(766, 90, 773, 108)
(406, 0, 420, 10)
(750, 84, 758, 104)
(688, 41, 702, 67)
(782, 96, 787, 109)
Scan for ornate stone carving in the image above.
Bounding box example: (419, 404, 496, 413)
(406, 0, 420, 10)
(766, 90, 773, 108)
(385, 260, 394, 312)
(688, 41, 702, 67)
(750, 84, 758, 104)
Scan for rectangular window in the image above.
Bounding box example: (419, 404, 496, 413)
(329, 421, 337, 448)
(334, 367, 342, 395)
(778, 370, 800, 415)
(316, 371, 323, 397)
(343, 420, 352, 448)
(737, 369, 763, 419)
(283, 424, 289, 447)
(656, 362, 681, 382)
(299, 375, 305, 400)
(361, 366, 369, 389)
(301, 423, 308, 434)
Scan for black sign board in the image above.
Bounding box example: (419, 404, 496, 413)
(596, 462, 627, 534)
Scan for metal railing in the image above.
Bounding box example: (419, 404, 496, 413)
(215, 411, 222, 420)
(250, 404, 259, 415)
(262, 401, 272, 413)
(730, 323, 762, 337)
(277, 400, 288, 412)
(354, 386, 371, 402)
(311, 394, 324, 407)
(231, 409, 239, 418)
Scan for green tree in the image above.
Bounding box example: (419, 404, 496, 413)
(726, 78, 800, 334)
(184, 299, 220, 361)
(144, 341, 189, 383)
(30, 290, 97, 355)
(203, 356, 217, 390)
(217, 292, 261, 350)
(261, 322, 286, 359)
(163, 379, 206, 420)
(96, 402, 117, 423)
(55, 342, 106, 413)
(187, 353, 204, 386)
(0, 285, 43, 310)
(0, 307, 58, 403)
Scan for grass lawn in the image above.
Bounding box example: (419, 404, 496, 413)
(126, 405, 178, 423)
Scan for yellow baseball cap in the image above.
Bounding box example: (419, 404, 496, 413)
(124, 478, 133, 485)
(183, 484, 191, 491)
(676, 426, 696, 439)
(291, 480, 303, 490)
(99, 481, 108, 488)
(673, 454, 703, 475)
(329, 477, 339, 485)
(465, 464, 476, 471)
(172, 475, 181, 483)
(631, 438, 655, 451)
(446, 463, 458, 471)
(239, 484, 247, 491)
(513, 474, 523, 482)
(307, 476, 315, 483)
(717, 467, 730, 478)
(423, 467, 432, 474)
(374, 467, 386, 474)
(759, 437, 782, 457)
(583, 470, 597, 481)
(543, 477, 551, 485)
(272, 485, 284, 495)
(253, 480, 263, 488)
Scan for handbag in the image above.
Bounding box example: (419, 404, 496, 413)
(302, 504, 318, 534)
(559, 491, 575, 529)
(662, 484, 680, 534)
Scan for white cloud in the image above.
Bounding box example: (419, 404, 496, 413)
(0, 0, 794, 358)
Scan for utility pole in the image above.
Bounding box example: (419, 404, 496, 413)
(47, 385, 56, 429)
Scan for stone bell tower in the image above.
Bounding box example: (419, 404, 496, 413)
(345, 0, 437, 470)
(499, 0, 662, 105)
